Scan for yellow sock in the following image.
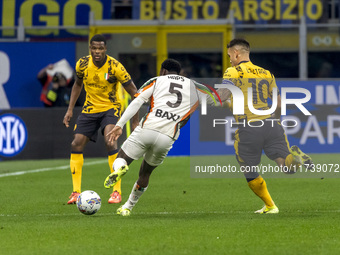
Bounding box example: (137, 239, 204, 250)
(70, 152, 83, 193)
(108, 151, 121, 194)
(248, 176, 275, 208)
(285, 154, 300, 168)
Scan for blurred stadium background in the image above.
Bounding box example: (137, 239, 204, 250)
(0, 0, 339, 160)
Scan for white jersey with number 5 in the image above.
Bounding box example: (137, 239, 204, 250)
(135, 75, 208, 140)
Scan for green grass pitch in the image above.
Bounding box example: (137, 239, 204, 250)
(1, 154, 340, 255)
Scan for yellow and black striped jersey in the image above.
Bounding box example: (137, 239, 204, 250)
(223, 61, 278, 122)
(76, 55, 131, 114)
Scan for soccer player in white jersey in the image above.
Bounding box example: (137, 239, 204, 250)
(103, 59, 213, 216)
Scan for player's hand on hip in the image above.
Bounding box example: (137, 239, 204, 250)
(106, 126, 123, 144)
(63, 110, 73, 128)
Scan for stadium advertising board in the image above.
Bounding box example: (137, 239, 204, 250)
(0, 104, 186, 160)
(0, 42, 75, 108)
(0, 113, 28, 157)
(0, 0, 112, 38)
(134, 0, 325, 23)
(0, 0, 330, 39)
(0, 82, 338, 160)
(190, 81, 340, 156)
(0, 108, 127, 160)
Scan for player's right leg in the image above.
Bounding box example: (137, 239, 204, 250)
(68, 133, 89, 204)
(68, 112, 100, 204)
(243, 167, 278, 214)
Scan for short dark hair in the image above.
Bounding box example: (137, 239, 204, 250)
(90, 34, 106, 45)
(227, 38, 250, 51)
(161, 59, 181, 74)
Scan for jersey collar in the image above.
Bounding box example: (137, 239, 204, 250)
(238, 60, 250, 65)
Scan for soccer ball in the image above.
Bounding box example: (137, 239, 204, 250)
(76, 190, 101, 215)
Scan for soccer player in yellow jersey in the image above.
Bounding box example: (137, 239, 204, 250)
(63, 34, 139, 204)
(221, 38, 314, 214)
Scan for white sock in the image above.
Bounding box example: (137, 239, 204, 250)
(112, 157, 127, 171)
(122, 182, 148, 210)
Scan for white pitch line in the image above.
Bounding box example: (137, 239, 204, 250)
(0, 159, 107, 178)
(2, 210, 340, 217)
(0, 212, 232, 217)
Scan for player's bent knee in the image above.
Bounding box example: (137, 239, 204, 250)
(71, 141, 81, 151)
(71, 139, 86, 151)
(71, 134, 88, 149)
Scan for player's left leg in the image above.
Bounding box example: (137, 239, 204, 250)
(266, 121, 314, 173)
(289, 146, 314, 170)
(274, 147, 314, 174)
(117, 160, 157, 217)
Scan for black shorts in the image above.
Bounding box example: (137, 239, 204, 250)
(74, 108, 120, 142)
(234, 119, 290, 166)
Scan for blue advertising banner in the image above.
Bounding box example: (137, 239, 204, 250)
(0, 42, 76, 108)
(187, 81, 340, 156)
(0, 0, 112, 38)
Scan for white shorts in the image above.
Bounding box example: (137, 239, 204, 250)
(121, 126, 175, 166)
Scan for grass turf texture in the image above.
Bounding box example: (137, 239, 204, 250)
(1, 154, 340, 255)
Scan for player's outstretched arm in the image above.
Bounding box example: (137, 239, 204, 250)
(122, 80, 139, 130)
(63, 77, 83, 128)
(216, 88, 231, 102)
(107, 97, 145, 143)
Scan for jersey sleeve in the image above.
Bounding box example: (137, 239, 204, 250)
(75, 56, 89, 79)
(191, 80, 218, 106)
(116, 97, 144, 128)
(196, 89, 209, 105)
(222, 67, 239, 85)
(134, 77, 157, 102)
(114, 62, 132, 85)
